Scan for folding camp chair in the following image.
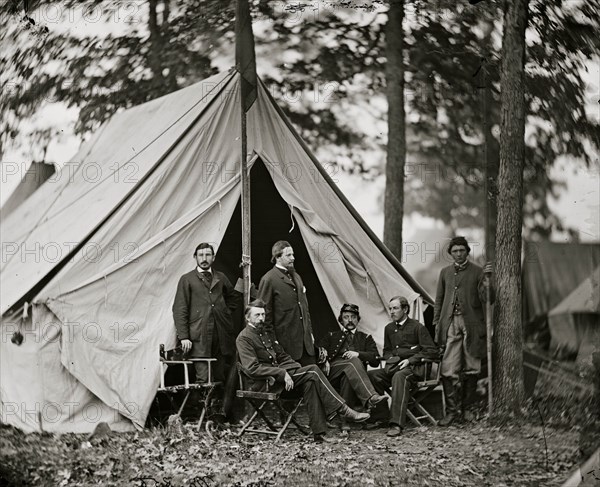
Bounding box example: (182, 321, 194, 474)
(235, 364, 310, 441)
(157, 344, 222, 432)
(406, 358, 444, 427)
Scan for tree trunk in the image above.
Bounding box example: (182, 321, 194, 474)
(480, 21, 499, 264)
(493, 0, 528, 415)
(383, 0, 405, 260)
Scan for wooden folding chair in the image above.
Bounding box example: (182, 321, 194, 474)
(406, 358, 444, 427)
(235, 364, 310, 441)
(157, 344, 222, 432)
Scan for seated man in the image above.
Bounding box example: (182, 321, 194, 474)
(368, 296, 439, 437)
(236, 299, 370, 442)
(322, 303, 386, 429)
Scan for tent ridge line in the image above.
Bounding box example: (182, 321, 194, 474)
(256, 77, 433, 304)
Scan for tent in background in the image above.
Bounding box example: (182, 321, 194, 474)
(1, 70, 432, 433)
(548, 266, 600, 362)
(522, 240, 600, 355)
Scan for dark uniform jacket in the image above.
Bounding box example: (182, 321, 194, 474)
(172, 269, 238, 357)
(322, 329, 380, 368)
(433, 261, 494, 358)
(236, 325, 300, 383)
(382, 318, 438, 365)
(257, 266, 314, 360)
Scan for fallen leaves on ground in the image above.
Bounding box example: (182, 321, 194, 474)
(0, 418, 583, 487)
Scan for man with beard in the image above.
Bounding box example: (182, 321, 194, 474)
(434, 236, 493, 425)
(368, 296, 439, 437)
(172, 242, 239, 383)
(322, 303, 386, 430)
(237, 300, 370, 442)
(257, 241, 324, 366)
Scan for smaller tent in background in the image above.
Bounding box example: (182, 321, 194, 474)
(1, 162, 55, 217)
(522, 240, 600, 356)
(548, 266, 600, 363)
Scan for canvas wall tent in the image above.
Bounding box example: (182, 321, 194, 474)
(548, 266, 600, 362)
(0, 69, 432, 433)
(522, 240, 600, 354)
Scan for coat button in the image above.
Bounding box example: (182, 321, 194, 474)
(454, 286, 458, 290)
(211, 304, 215, 307)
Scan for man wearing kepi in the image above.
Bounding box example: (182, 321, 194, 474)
(172, 242, 238, 383)
(322, 303, 386, 430)
(258, 240, 323, 366)
(434, 236, 493, 426)
(368, 296, 438, 437)
(237, 300, 370, 442)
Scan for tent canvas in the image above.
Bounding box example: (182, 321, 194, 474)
(548, 266, 600, 362)
(1, 70, 431, 433)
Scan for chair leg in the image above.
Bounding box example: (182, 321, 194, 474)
(237, 407, 262, 436)
(177, 391, 191, 416)
(406, 409, 422, 427)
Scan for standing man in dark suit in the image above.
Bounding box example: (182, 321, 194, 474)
(322, 303, 386, 430)
(172, 242, 238, 383)
(258, 240, 323, 366)
(434, 236, 493, 425)
(237, 299, 370, 442)
(368, 296, 439, 437)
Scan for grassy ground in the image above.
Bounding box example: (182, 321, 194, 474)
(0, 416, 584, 487)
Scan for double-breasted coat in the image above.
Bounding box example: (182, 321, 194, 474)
(257, 267, 315, 361)
(172, 269, 238, 357)
(322, 329, 380, 368)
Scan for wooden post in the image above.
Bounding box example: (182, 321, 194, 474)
(241, 109, 251, 305)
(485, 269, 493, 416)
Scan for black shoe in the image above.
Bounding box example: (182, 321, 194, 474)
(338, 404, 370, 423)
(314, 434, 335, 443)
(386, 425, 403, 437)
(438, 413, 457, 427)
(363, 420, 388, 431)
(368, 394, 387, 407)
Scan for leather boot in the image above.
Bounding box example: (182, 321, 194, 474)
(439, 378, 459, 427)
(462, 374, 478, 422)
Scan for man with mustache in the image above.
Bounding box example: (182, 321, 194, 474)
(237, 299, 370, 442)
(258, 240, 324, 366)
(172, 242, 238, 383)
(322, 303, 386, 431)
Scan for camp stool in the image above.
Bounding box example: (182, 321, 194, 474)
(158, 345, 222, 432)
(235, 363, 310, 442)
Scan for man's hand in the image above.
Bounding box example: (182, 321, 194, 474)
(284, 372, 294, 391)
(318, 347, 328, 363)
(398, 359, 410, 370)
(342, 351, 359, 360)
(181, 339, 192, 354)
(483, 262, 493, 274)
(322, 360, 330, 376)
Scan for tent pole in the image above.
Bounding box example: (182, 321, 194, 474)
(241, 109, 251, 306)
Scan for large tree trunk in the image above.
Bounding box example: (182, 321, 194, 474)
(383, 0, 406, 260)
(493, 0, 528, 415)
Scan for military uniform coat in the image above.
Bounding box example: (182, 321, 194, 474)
(257, 266, 314, 360)
(322, 329, 380, 368)
(433, 261, 494, 358)
(172, 269, 238, 357)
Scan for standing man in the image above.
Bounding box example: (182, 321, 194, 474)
(258, 240, 323, 366)
(172, 242, 239, 383)
(237, 300, 370, 442)
(433, 236, 493, 425)
(322, 303, 386, 430)
(368, 296, 439, 437)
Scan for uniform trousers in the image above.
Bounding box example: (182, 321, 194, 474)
(368, 364, 425, 428)
(440, 314, 481, 384)
(287, 364, 345, 435)
(328, 358, 377, 407)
